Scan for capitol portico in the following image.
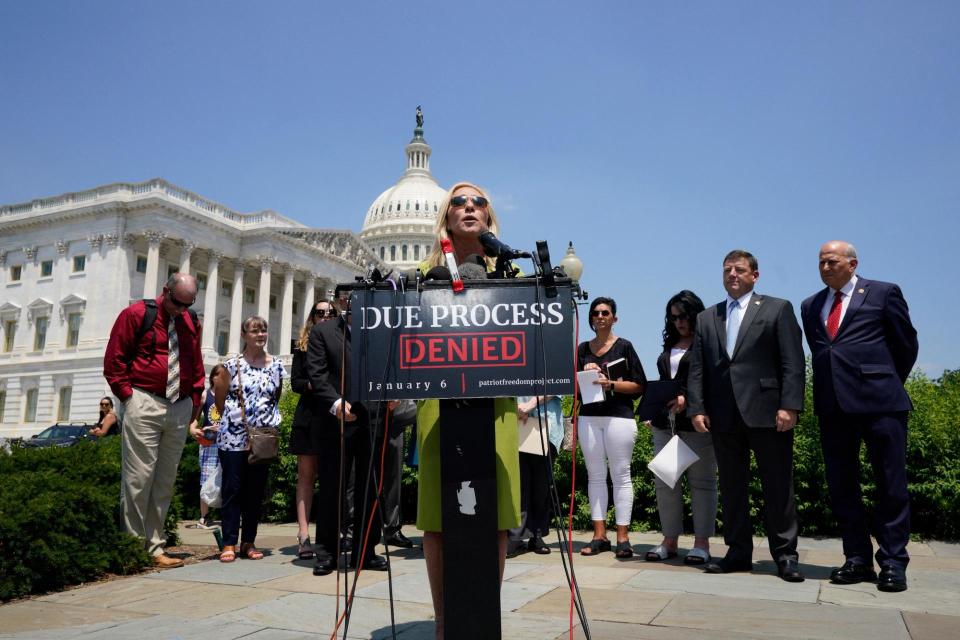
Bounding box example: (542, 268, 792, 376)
(0, 179, 378, 437)
(0, 113, 444, 437)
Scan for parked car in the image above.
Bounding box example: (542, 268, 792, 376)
(21, 423, 97, 448)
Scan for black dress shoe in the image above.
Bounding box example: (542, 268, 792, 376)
(384, 531, 414, 548)
(352, 554, 389, 571)
(704, 557, 753, 574)
(506, 542, 526, 559)
(313, 556, 335, 576)
(777, 558, 805, 582)
(830, 561, 878, 584)
(529, 536, 551, 555)
(877, 566, 907, 592)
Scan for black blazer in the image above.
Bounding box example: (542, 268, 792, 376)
(290, 347, 320, 432)
(687, 293, 805, 431)
(800, 277, 917, 416)
(652, 347, 693, 431)
(306, 317, 369, 440)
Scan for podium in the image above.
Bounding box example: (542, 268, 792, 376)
(348, 278, 576, 639)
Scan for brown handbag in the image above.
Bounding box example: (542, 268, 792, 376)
(235, 355, 280, 465)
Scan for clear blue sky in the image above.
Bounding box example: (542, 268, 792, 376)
(2, 2, 958, 375)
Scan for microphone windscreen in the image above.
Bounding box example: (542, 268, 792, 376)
(459, 262, 488, 280)
(423, 266, 451, 281)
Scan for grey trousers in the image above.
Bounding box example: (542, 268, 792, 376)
(121, 389, 192, 556)
(650, 428, 718, 538)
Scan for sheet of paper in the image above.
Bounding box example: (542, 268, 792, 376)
(577, 369, 605, 404)
(517, 419, 549, 455)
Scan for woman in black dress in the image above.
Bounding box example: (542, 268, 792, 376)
(289, 300, 339, 559)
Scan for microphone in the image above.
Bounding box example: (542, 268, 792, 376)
(440, 238, 464, 292)
(423, 266, 451, 281)
(459, 254, 489, 281)
(479, 230, 531, 259)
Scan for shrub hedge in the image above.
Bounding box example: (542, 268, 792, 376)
(5, 368, 958, 601)
(0, 437, 152, 602)
(552, 368, 960, 540)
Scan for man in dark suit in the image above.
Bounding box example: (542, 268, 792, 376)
(307, 309, 388, 575)
(800, 240, 918, 592)
(687, 250, 806, 581)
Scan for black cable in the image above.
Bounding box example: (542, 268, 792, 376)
(342, 282, 402, 639)
(531, 272, 592, 638)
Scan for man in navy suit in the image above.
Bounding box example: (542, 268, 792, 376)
(800, 241, 918, 592)
(688, 250, 806, 582)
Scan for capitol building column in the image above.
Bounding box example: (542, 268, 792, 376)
(179, 241, 196, 275)
(227, 260, 245, 356)
(142, 230, 164, 298)
(256, 256, 273, 320)
(201, 251, 221, 354)
(302, 273, 316, 325)
(279, 265, 295, 355)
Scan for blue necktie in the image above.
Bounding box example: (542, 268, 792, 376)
(726, 299, 742, 358)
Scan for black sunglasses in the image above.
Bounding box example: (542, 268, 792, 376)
(591, 309, 612, 317)
(450, 195, 489, 208)
(313, 309, 338, 318)
(168, 294, 195, 309)
(669, 313, 689, 322)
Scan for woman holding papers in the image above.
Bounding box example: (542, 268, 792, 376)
(577, 296, 646, 558)
(645, 290, 718, 564)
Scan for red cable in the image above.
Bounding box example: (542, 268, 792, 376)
(568, 307, 581, 639)
(330, 403, 392, 638)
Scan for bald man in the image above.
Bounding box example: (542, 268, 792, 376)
(104, 273, 205, 568)
(800, 241, 918, 592)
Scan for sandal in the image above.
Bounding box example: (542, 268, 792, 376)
(240, 543, 264, 560)
(615, 541, 634, 559)
(220, 546, 236, 563)
(297, 534, 315, 560)
(684, 547, 710, 565)
(580, 538, 612, 556)
(644, 544, 678, 562)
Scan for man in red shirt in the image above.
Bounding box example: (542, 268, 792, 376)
(104, 273, 204, 568)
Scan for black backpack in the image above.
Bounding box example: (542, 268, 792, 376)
(124, 299, 200, 366)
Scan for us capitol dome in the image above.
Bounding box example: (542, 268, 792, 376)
(359, 108, 447, 271)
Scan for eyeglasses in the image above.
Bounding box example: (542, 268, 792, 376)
(313, 309, 338, 318)
(99, 402, 111, 406)
(450, 195, 489, 208)
(591, 309, 612, 317)
(168, 294, 195, 309)
(669, 313, 689, 322)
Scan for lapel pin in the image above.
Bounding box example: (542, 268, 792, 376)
(754, 300, 761, 305)
(858, 288, 865, 294)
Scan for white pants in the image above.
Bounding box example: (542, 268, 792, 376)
(578, 416, 637, 526)
(121, 388, 192, 556)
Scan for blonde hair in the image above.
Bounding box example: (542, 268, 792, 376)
(296, 300, 339, 351)
(424, 181, 501, 271)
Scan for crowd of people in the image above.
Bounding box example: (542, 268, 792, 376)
(102, 183, 919, 638)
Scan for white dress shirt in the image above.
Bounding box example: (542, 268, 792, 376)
(820, 274, 859, 328)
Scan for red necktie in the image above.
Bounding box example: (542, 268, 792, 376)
(826, 290, 843, 339)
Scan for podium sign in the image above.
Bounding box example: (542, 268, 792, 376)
(349, 279, 576, 401)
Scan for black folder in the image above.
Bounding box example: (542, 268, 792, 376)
(635, 379, 681, 421)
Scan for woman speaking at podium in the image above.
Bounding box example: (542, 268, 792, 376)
(416, 182, 521, 639)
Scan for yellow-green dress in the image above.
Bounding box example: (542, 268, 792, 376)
(413, 257, 520, 531)
(415, 398, 521, 531)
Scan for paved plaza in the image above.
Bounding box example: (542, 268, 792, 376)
(2, 523, 959, 639)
